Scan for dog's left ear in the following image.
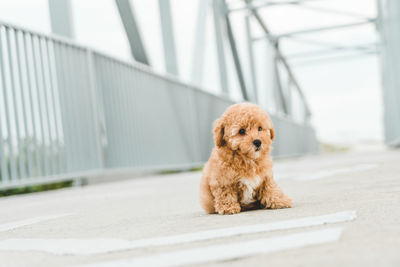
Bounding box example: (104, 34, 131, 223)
(269, 127, 275, 141)
(213, 118, 225, 147)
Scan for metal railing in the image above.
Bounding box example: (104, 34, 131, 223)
(0, 20, 318, 189)
(378, 0, 400, 146)
(0, 21, 103, 189)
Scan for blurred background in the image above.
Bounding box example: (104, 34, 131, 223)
(0, 1, 400, 266)
(0, 0, 381, 142)
(0, 0, 398, 191)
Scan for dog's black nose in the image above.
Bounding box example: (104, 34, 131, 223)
(253, 139, 262, 148)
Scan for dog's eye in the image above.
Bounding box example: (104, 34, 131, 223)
(239, 129, 246, 135)
(258, 126, 262, 131)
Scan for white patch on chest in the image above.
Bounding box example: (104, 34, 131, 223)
(239, 176, 262, 205)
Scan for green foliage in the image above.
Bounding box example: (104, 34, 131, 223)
(320, 143, 350, 153)
(0, 180, 73, 198)
(159, 169, 181, 175)
(159, 166, 203, 175)
(189, 166, 203, 172)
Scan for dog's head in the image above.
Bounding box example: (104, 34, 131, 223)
(213, 102, 275, 159)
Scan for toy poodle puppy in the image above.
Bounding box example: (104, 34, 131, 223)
(200, 102, 292, 214)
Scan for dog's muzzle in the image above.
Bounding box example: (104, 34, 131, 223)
(253, 139, 262, 150)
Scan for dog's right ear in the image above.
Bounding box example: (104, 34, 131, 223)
(213, 118, 225, 147)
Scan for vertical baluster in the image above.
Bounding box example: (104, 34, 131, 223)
(5, 27, 25, 179)
(60, 44, 78, 172)
(118, 64, 132, 165)
(71, 48, 87, 170)
(64, 45, 81, 171)
(13, 30, 33, 178)
(80, 50, 97, 169)
(108, 60, 122, 166)
(85, 50, 105, 169)
(23, 33, 42, 177)
(121, 65, 135, 165)
(0, 27, 18, 181)
(38, 37, 56, 175)
(93, 55, 109, 167)
(0, 39, 8, 182)
(45, 40, 63, 174)
(31, 35, 49, 176)
(53, 42, 69, 173)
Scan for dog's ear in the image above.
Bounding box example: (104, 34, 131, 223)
(213, 118, 225, 147)
(269, 127, 275, 141)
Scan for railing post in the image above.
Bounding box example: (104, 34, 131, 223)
(0, 100, 7, 182)
(0, 26, 18, 181)
(85, 49, 106, 170)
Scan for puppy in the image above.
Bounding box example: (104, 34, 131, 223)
(200, 102, 292, 214)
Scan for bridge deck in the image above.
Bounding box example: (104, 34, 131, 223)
(0, 146, 399, 266)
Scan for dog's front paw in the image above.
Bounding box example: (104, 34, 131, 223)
(216, 203, 241, 215)
(261, 194, 292, 209)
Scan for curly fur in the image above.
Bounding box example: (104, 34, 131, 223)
(200, 102, 292, 215)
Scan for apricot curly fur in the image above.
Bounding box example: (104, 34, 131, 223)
(199, 102, 292, 215)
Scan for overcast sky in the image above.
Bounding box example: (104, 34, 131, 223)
(0, 0, 382, 145)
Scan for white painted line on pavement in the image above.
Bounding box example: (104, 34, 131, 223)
(0, 211, 355, 255)
(81, 228, 344, 267)
(0, 238, 134, 255)
(0, 214, 72, 233)
(125, 210, 355, 248)
(292, 164, 378, 181)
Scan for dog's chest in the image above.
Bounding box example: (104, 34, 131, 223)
(239, 176, 262, 205)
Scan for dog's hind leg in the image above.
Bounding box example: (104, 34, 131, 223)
(200, 175, 216, 214)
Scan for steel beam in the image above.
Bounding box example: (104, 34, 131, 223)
(228, 0, 322, 13)
(115, 0, 149, 65)
(245, 15, 258, 102)
(296, 4, 373, 20)
(190, 0, 208, 85)
(221, 0, 249, 100)
(283, 35, 374, 49)
(158, 0, 178, 75)
(244, 0, 311, 117)
(275, 19, 376, 39)
(213, 0, 229, 95)
(48, 0, 74, 38)
(290, 49, 378, 67)
(286, 44, 378, 59)
(273, 57, 289, 115)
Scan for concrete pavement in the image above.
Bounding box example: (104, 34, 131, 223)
(0, 147, 399, 266)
